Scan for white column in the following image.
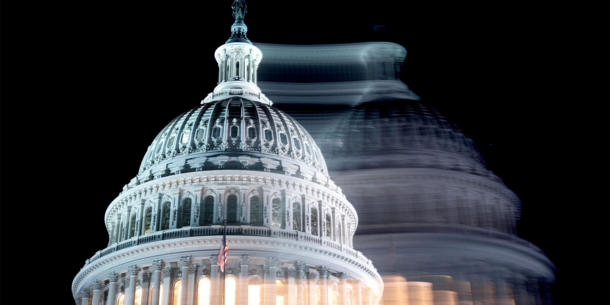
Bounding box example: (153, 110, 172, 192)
(125, 265, 139, 305)
(254, 63, 258, 84)
(188, 264, 197, 305)
(263, 189, 272, 228)
(161, 267, 172, 305)
(296, 261, 306, 305)
(511, 273, 529, 305)
(180, 256, 191, 305)
(367, 289, 374, 305)
(331, 208, 336, 241)
(81, 290, 91, 305)
(287, 268, 297, 305)
(319, 266, 329, 305)
(91, 281, 102, 305)
(338, 273, 348, 305)
(265, 257, 279, 305)
(355, 281, 363, 305)
(151, 260, 164, 305)
(239, 255, 251, 305)
(137, 200, 145, 238)
(107, 272, 119, 305)
(140, 271, 151, 305)
(308, 272, 318, 305)
(210, 255, 221, 305)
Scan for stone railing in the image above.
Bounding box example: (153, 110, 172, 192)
(84, 226, 369, 269)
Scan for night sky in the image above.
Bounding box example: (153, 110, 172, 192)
(14, 1, 607, 304)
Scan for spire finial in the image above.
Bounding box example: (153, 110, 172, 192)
(226, 0, 251, 44)
(232, 0, 247, 21)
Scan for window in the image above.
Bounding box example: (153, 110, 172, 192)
(250, 196, 261, 225)
(167, 136, 175, 148)
(129, 213, 137, 239)
(203, 196, 214, 225)
(227, 195, 238, 223)
(293, 138, 301, 150)
(161, 202, 171, 230)
(213, 126, 222, 139)
(325, 214, 332, 238)
(292, 202, 301, 231)
(144, 207, 152, 235)
(248, 278, 262, 305)
(248, 127, 256, 139)
(272, 198, 283, 228)
(264, 129, 273, 142)
(196, 128, 205, 141)
(197, 278, 211, 305)
(280, 133, 288, 145)
(155, 141, 164, 154)
(182, 198, 192, 227)
(173, 280, 182, 305)
(117, 294, 125, 305)
(225, 277, 236, 305)
(134, 288, 142, 305)
(311, 207, 318, 236)
(305, 143, 312, 155)
(230, 125, 239, 138)
(181, 130, 190, 144)
(276, 280, 284, 305)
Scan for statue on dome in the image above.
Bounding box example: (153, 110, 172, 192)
(232, 0, 247, 21)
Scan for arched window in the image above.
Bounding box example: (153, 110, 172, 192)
(182, 198, 192, 227)
(197, 278, 211, 305)
(225, 277, 236, 305)
(203, 196, 214, 225)
(276, 280, 284, 305)
(161, 202, 171, 230)
(227, 194, 238, 223)
(292, 202, 301, 231)
(173, 280, 182, 305)
(134, 288, 142, 305)
(325, 214, 332, 238)
(250, 196, 261, 225)
(272, 198, 283, 228)
(248, 278, 262, 305)
(129, 213, 137, 238)
(144, 207, 152, 235)
(117, 294, 125, 305)
(311, 207, 318, 236)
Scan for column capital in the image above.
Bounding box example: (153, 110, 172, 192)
(92, 280, 103, 290)
(210, 254, 219, 266)
(239, 254, 251, 265)
(318, 266, 329, 278)
(308, 272, 319, 284)
(143, 271, 152, 282)
(267, 256, 280, 267)
(108, 271, 119, 283)
(162, 267, 172, 278)
(128, 265, 140, 276)
(338, 272, 348, 281)
(189, 264, 198, 274)
(180, 256, 192, 268)
(80, 288, 91, 298)
(288, 268, 297, 278)
(295, 261, 306, 271)
(153, 260, 165, 271)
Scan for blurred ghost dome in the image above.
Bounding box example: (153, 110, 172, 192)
(320, 99, 499, 182)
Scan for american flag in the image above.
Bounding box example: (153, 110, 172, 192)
(217, 222, 228, 272)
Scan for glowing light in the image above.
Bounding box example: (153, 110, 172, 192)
(225, 277, 236, 305)
(134, 288, 142, 305)
(173, 280, 182, 305)
(198, 278, 211, 305)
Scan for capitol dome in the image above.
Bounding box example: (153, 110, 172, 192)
(138, 97, 329, 182)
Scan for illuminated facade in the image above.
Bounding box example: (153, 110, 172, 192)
(71, 2, 382, 305)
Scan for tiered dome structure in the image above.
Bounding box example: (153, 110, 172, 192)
(72, 2, 382, 305)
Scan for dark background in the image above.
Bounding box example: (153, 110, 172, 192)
(10, 0, 608, 304)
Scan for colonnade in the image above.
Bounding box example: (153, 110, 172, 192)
(76, 256, 378, 305)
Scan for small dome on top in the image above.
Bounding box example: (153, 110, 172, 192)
(138, 97, 328, 181)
